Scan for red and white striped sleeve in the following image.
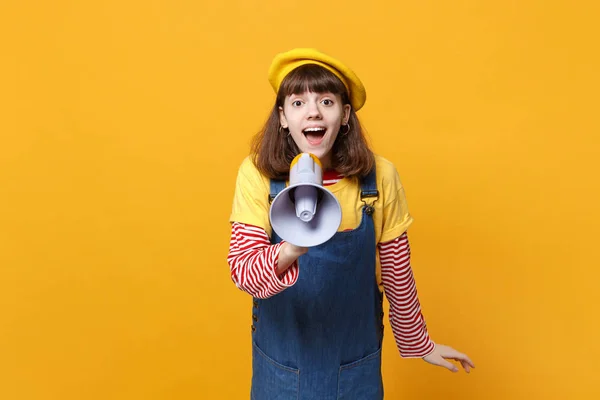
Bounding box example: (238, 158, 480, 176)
(379, 233, 436, 358)
(227, 222, 299, 299)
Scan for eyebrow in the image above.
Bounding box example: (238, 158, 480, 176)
(289, 91, 335, 97)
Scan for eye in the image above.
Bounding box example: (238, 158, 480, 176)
(321, 99, 334, 106)
(292, 100, 303, 107)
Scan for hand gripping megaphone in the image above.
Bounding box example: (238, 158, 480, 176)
(269, 153, 342, 247)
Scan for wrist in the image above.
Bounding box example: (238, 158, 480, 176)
(275, 242, 307, 276)
(282, 242, 308, 258)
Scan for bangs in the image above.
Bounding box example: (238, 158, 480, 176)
(278, 64, 348, 99)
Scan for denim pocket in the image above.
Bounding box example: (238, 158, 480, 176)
(337, 347, 383, 400)
(251, 341, 299, 400)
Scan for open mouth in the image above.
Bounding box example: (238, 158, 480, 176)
(303, 127, 327, 145)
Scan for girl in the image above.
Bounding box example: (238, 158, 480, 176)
(228, 48, 474, 399)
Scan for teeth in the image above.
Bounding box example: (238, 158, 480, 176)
(304, 127, 326, 132)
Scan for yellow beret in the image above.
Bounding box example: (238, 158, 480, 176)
(268, 48, 366, 111)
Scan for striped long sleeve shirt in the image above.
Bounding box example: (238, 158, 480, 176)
(227, 174, 435, 358)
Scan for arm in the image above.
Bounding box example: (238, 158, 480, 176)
(379, 233, 436, 358)
(227, 222, 305, 299)
(380, 233, 476, 372)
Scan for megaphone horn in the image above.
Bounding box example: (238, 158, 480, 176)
(269, 153, 342, 247)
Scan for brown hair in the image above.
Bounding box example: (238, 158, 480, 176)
(250, 64, 374, 180)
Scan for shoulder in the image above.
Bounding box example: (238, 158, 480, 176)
(373, 154, 404, 188)
(230, 156, 272, 232)
(233, 156, 271, 198)
(236, 156, 269, 183)
(373, 154, 398, 177)
(237, 155, 258, 174)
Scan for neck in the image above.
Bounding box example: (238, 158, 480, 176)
(320, 154, 332, 170)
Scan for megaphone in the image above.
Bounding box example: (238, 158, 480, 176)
(269, 153, 342, 247)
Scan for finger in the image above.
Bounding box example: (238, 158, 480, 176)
(465, 357, 475, 368)
(444, 351, 475, 369)
(439, 359, 459, 373)
(456, 355, 475, 369)
(460, 360, 471, 373)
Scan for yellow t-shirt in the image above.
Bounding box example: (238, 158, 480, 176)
(229, 154, 414, 290)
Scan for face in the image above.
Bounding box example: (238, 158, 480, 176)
(279, 91, 351, 169)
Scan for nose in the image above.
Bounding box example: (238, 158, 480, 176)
(306, 100, 322, 119)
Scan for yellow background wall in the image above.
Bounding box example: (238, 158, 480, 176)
(2, 1, 599, 399)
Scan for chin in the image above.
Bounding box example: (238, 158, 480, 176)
(308, 151, 325, 159)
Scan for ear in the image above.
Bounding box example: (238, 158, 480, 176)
(278, 106, 288, 128)
(343, 104, 351, 125)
